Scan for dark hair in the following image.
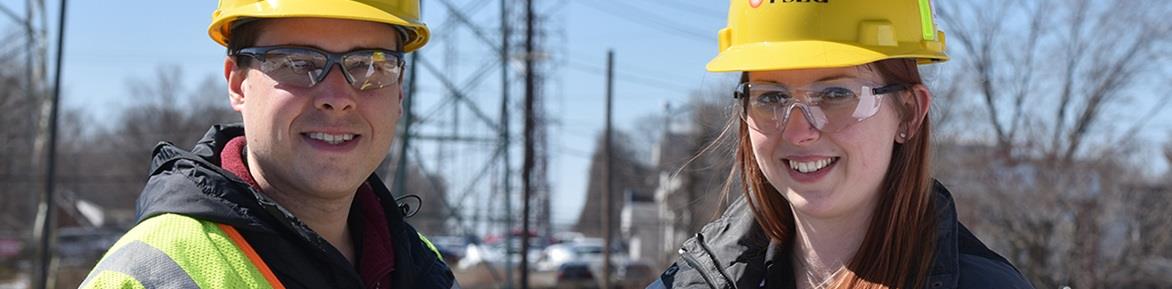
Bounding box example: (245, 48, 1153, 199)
(737, 58, 937, 289)
(227, 20, 265, 68)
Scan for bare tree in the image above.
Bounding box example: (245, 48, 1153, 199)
(575, 131, 657, 238)
(631, 83, 739, 267)
(65, 65, 238, 222)
(0, 29, 37, 233)
(934, 1, 1172, 288)
(937, 0, 1172, 162)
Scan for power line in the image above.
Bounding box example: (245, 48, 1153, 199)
(568, 50, 694, 81)
(566, 57, 693, 93)
(662, 2, 723, 21)
(575, 1, 711, 43)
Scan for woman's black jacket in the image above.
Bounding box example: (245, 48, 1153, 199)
(647, 181, 1034, 289)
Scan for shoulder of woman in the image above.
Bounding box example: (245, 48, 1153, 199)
(955, 254, 1036, 289)
(648, 261, 710, 289)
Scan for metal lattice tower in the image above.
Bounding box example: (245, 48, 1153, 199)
(390, 0, 561, 244)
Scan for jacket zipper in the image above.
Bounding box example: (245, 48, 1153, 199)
(680, 247, 721, 289)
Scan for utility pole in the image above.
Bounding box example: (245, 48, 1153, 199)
(392, 2, 423, 199)
(499, 0, 514, 287)
(394, 50, 420, 198)
(602, 50, 615, 289)
(33, 0, 65, 288)
(28, 0, 47, 166)
(520, 0, 535, 288)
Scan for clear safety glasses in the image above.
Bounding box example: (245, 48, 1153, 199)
(233, 46, 405, 91)
(734, 81, 910, 133)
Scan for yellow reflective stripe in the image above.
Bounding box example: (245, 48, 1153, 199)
(919, 0, 935, 40)
(418, 232, 444, 261)
(79, 242, 192, 289)
(93, 214, 275, 289)
(79, 270, 148, 289)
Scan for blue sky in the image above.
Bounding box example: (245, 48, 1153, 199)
(7, 0, 1169, 231)
(4, 0, 732, 229)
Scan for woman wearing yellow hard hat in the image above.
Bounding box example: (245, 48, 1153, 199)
(648, 1, 1033, 289)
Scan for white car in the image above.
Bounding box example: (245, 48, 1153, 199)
(535, 238, 623, 272)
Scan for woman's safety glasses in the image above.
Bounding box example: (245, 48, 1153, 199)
(233, 46, 405, 91)
(734, 81, 909, 133)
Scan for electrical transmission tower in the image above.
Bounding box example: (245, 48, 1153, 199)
(388, 0, 563, 286)
(1, 1, 59, 288)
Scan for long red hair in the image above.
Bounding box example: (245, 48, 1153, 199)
(736, 58, 937, 289)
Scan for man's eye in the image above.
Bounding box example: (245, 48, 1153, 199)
(345, 61, 369, 71)
(286, 59, 320, 72)
(371, 61, 398, 72)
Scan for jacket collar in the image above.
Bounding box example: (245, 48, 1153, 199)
(138, 123, 449, 288)
(137, 124, 412, 232)
(136, 124, 264, 228)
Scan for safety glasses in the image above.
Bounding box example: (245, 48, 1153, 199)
(233, 46, 405, 91)
(734, 81, 909, 133)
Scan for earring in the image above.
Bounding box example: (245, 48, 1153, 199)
(899, 133, 907, 140)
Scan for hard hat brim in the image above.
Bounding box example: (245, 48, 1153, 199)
(209, 1, 430, 52)
(706, 40, 948, 72)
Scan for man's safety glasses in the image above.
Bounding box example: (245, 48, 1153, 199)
(734, 81, 909, 133)
(233, 46, 405, 91)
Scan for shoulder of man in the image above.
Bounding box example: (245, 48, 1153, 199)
(366, 173, 458, 288)
(389, 222, 460, 289)
(80, 213, 274, 289)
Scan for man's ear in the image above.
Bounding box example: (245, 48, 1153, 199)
(397, 86, 405, 115)
(398, 71, 406, 104)
(900, 84, 933, 142)
(225, 56, 246, 112)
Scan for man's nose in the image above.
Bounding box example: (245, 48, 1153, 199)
(314, 66, 357, 112)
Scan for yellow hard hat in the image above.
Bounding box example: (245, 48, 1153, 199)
(209, 0, 430, 52)
(708, 0, 948, 72)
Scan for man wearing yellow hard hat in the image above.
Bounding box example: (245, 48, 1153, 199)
(80, 1, 458, 288)
(649, 0, 1033, 289)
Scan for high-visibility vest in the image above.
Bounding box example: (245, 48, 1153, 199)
(79, 213, 285, 289)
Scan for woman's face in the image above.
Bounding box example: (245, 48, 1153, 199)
(746, 65, 905, 220)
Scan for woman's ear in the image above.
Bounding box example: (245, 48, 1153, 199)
(225, 56, 246, 112)
(899, 84, 932, 142)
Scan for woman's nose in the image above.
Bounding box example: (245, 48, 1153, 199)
(779, 104, 821, 146)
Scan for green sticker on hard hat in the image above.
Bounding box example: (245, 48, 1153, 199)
(919, 0, 935, 41)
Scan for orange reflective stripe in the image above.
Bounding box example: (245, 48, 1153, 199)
(217, 224, 287, 289)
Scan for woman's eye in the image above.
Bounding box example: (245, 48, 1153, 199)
(819, 87, 856, 102)
(753, 92, 788, 107)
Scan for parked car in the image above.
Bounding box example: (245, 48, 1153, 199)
(56, 227, 123, 265)
(428, 235, 477, 265)
(616, 260, 657, 289)
(0, 237, 22, 261)
(535, 238, 613, 271)
(555, 261, 597, 289)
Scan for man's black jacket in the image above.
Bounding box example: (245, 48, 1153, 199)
(136, 124, 458, 289)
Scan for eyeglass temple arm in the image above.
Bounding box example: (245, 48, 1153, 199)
(871, 83, 910, 95)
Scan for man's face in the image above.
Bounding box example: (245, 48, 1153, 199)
(226, 17, 402, 200)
